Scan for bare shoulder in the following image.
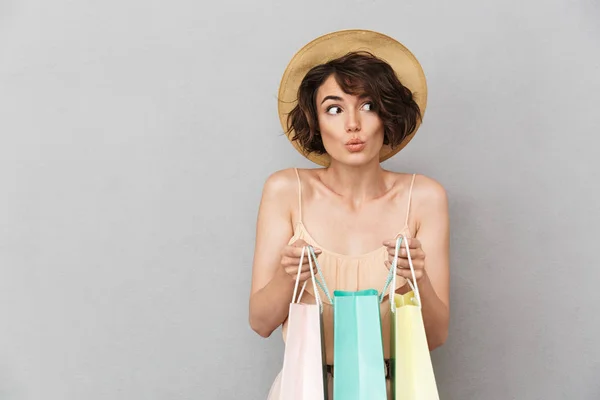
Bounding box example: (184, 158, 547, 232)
(265, 167, 324, 190)
(412, 174, 447, 204)
(403, 174, 449, 236)
(262, 168, 299, 196)
(386, 171, 447, 209)
(407, 174, 449, 224)
(386, 172, 446, 201)
(264, 168, 298, 190)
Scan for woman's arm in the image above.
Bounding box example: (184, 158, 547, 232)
(248, 170, 306, 338)
(412, 177, 450, 349)
(385, 176, 450, 350)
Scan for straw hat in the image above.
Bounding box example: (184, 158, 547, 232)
(278, 29, 427, 166)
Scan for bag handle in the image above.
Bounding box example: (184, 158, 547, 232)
(308, 245, 333, 305)
(380, 237, 402, 303)
(291, 246, 333, 311)
(308, 246, 333, 304)
(292, 246, 308, 304)
(381, 236, 422, 312)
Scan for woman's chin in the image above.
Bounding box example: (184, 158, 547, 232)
(330, 151, 380, 167)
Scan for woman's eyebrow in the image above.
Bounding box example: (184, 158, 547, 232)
(320, 95, 344, 105)
(320, 93, 370, 105)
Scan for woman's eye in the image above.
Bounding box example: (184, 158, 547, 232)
(362, 102, 374, 111)
(326, 106, 342, 115)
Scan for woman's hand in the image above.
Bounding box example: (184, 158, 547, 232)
(383, 237, 427, 282)
(280, 239, 321, 283)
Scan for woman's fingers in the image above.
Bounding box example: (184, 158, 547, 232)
(387, 247, 425, 260)
(385, 260, 425, 280)
(282, 241, 323, 282)
(284, 244, 321, 259)
(384, 258, 425, 270)
(395, 267, 425, 280)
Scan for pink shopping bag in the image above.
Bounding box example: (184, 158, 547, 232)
(279, 246, 329, 400)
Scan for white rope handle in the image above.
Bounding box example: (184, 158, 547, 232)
(389, 236, 401, 312)
(305, 247, 323, 310)
(291, 246, 323, 310)
(403, 234, 422, 308)
(292, 246, 307, 304)
(390, 235, 422, 312)
(308, 246, 334, 305)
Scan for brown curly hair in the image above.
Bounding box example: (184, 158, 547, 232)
(286, 51, 422, 156)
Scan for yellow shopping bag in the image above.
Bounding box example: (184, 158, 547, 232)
(388, 236, 440, 400)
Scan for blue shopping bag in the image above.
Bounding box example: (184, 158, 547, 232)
(332, 288, 387, 399)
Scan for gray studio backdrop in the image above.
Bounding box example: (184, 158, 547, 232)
(1, 0, 599, 399)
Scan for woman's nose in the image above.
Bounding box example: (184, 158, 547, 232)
(345, 110, 361, 132)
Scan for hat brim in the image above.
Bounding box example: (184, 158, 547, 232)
(278, 29, 428, 167)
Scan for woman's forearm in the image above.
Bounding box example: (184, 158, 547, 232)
(249, 266, 296, 338)
(415, 273, 449, 350)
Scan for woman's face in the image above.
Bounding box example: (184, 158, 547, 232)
(315, 75, 385, 166)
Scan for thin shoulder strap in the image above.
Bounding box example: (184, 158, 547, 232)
(404, 173, 417, 228)
(294, 168, 303, 222)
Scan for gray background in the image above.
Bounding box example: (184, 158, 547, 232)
(0, 0, 599, 399)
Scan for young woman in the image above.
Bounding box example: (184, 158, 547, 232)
(249, 30, 450, 399)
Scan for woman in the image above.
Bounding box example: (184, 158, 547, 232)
(249, 30, 450, 399)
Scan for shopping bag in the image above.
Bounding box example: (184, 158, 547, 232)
(279, 246, 330, 400)
(387, 236, 440, 400)
(332, 284, 387, 398)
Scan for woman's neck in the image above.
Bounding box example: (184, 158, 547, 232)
(319, 159, 391, 205)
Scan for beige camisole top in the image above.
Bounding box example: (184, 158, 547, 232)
(281, 168, 415, 365)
